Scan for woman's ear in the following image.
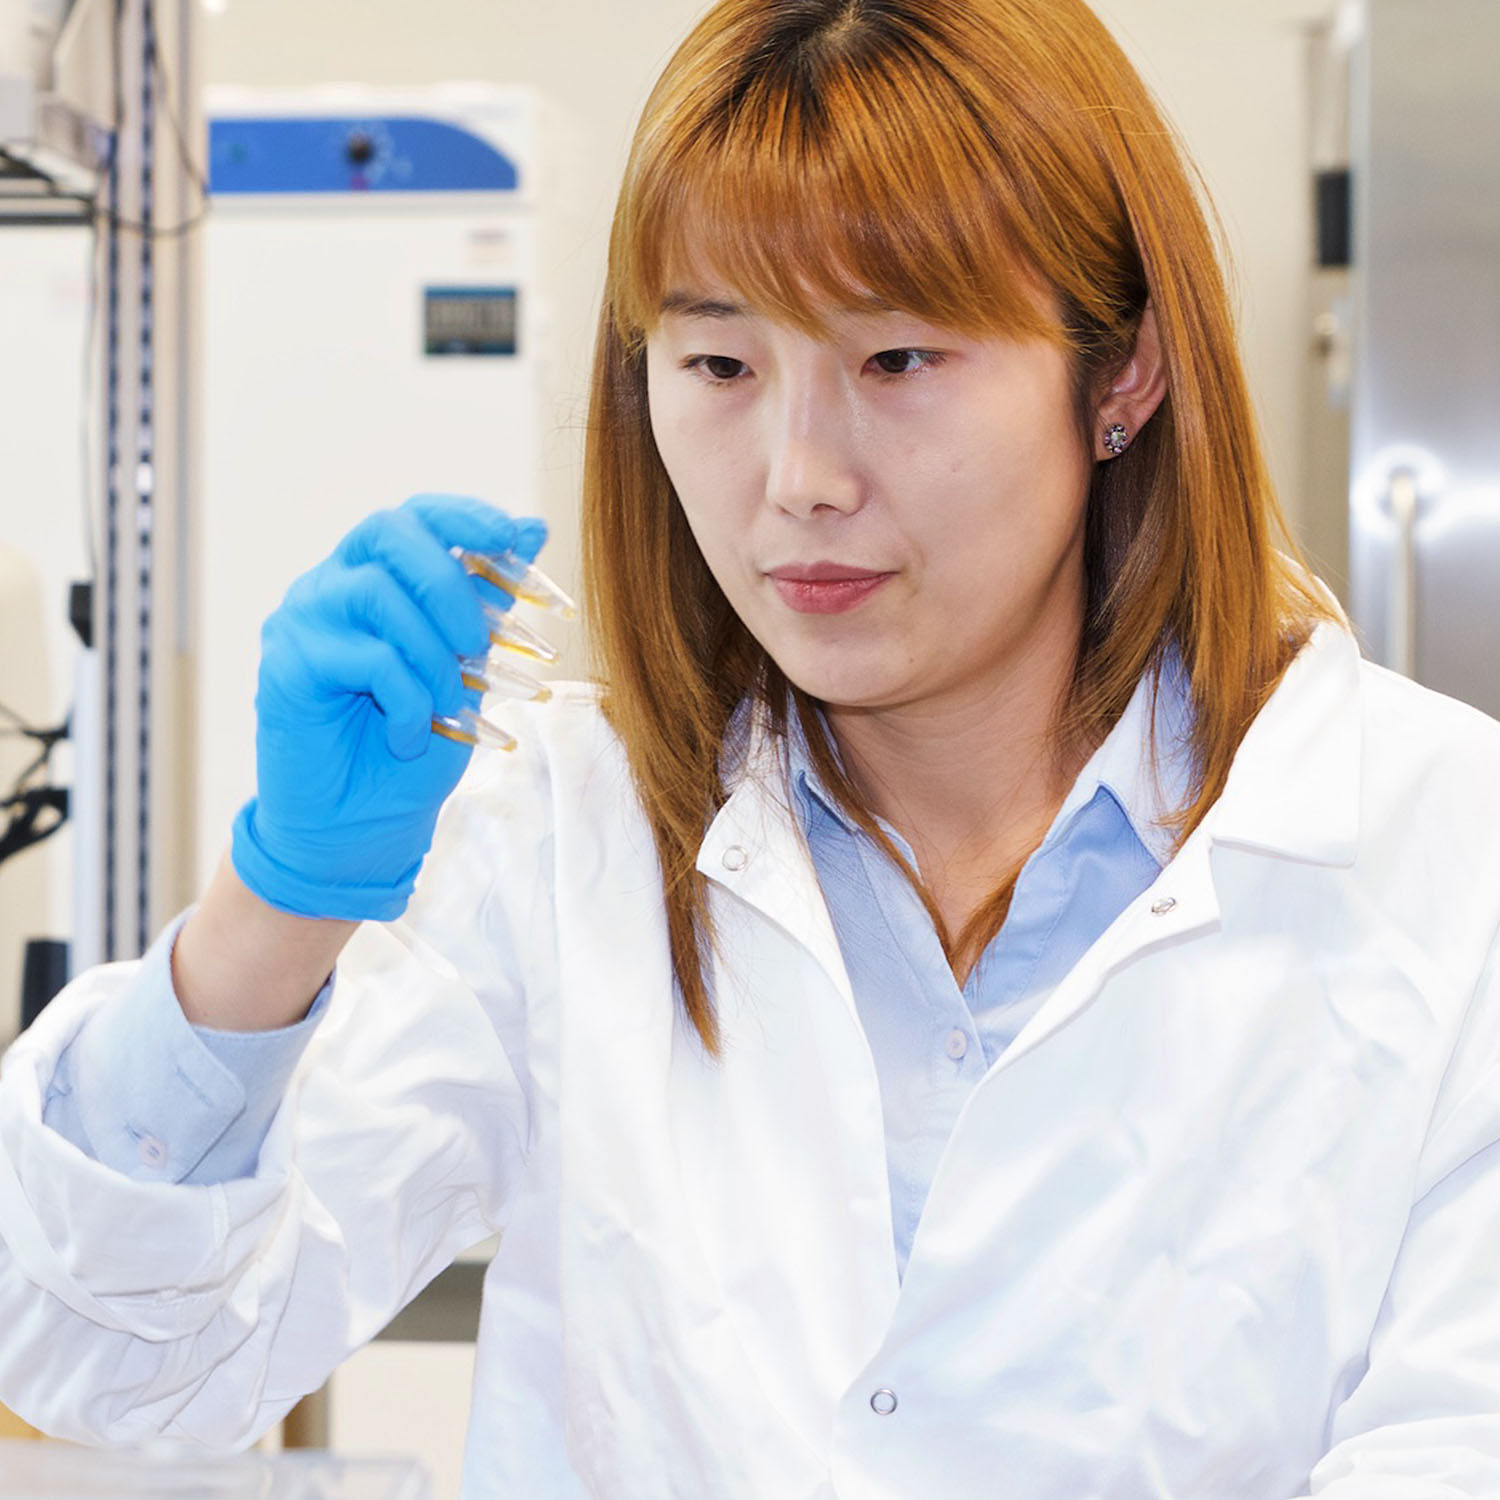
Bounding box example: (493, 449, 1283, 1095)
(1094, 301, 1167, 460)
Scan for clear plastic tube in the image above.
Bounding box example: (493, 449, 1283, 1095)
(458, 654, 551, 701)
(483, 604, 559, 664)
(458, 549, 578, 619)
(431, 708, 517, 752)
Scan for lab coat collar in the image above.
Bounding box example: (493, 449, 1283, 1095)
(698, 623, 1364, 971)
(698, 703, 857, 1011)
(711, 621, 1362, 856)
(1197, 621, 1363, 868)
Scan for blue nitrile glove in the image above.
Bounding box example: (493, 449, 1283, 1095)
(229, 495, 548, 921)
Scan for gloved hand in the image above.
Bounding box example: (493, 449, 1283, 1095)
(230, 494, 548, 921)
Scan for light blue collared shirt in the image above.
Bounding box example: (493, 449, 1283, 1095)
(42, 659, 1192, 1274)
(788, 658, 1192, 1276)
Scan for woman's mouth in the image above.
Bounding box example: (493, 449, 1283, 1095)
(766, 565, 895, 615)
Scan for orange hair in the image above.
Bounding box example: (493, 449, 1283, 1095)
(581, 0, 1335, 1054)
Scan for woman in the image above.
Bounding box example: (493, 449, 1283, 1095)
(4, 0, 1500, 1495)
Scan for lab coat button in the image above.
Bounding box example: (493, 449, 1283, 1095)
(870, 1388, 898, 1416)
(945, 1028, 969, 1060)
(1151, 896, 1177, 916)
(137, 1135, 167, 1169)
(722, 844, 750, 872)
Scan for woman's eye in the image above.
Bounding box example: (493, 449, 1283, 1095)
(685, 355, 749, 382)
(870, 348, 941, 377)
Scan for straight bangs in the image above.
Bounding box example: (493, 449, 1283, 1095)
(610, 23, 1079, 351)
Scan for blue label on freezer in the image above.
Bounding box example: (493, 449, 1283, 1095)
(209, 116, 520, 195)
(424, 287, 518, 356)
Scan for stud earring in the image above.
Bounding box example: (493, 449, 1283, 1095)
(1103, 423, 1130, 457)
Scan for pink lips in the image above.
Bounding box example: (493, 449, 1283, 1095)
(766, 563, 894, 615)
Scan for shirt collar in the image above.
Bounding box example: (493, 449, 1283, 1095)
(784, 648, 1196, 870)
(721, 621, 1364, 876)
(1060, 645, 1195, 868)
(784, 702, 854, 835)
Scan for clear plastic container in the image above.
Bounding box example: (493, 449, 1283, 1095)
(0, 1440, 432, 1500)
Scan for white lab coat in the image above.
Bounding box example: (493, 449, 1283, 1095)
(3, 621, 1500, 1499)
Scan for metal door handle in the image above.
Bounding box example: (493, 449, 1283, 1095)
(1387, 468, 1419, 678)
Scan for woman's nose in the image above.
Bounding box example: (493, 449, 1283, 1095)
(763, 379, 863, 519)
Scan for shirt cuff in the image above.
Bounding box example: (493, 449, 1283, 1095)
(41, 908, 334, 1184)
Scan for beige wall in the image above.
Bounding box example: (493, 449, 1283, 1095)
(1089, 0, 1334, 546)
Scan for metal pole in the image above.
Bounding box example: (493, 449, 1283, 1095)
(93, 0, 196, 961)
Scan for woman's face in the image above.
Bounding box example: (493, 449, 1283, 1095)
(645, 281, 1097, 717)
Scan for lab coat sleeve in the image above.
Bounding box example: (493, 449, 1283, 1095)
(1304, 923, 1500, 1496)
(0, 746, 546, 1450)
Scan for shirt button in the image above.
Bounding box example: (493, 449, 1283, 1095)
(945, 1029, 969, 1060)
(722, 844, 749, 872)
(1151, 896, 1177, 916)
(137, 1135, 167, 1169)
(870, 1388, 898, 1416)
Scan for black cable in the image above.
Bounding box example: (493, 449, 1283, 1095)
(0, 788, 68, 867)
(82, 0, 211, 243)
(73, 0, 213, 241)
(95, 0, 211, 239)
(95, 203, 209, 237)
(6, 728, 67, 789)
(0, 699, 70, 870)
(0, 706, 63, 792)
(146, 5, 209, 201)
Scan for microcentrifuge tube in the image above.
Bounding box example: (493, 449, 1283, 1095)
(459, 653, 552, 701)
(483, 604, 559, 665)
(431, 708, 517, 752)
(459, 549, 578, 619)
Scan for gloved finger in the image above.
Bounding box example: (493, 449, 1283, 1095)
(405, 496, 551, 612)
(313, 630, 442, 762)
(401, 493, 544, 560)
(325, 563, 468, 717)
(509, 516, 549, 566)
(337, 506, 494, 660)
